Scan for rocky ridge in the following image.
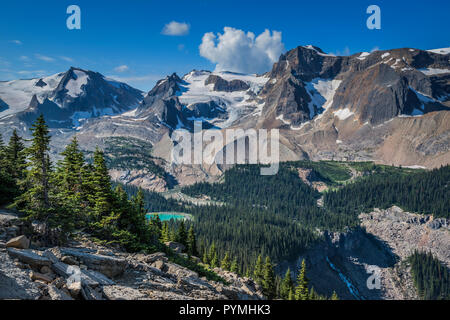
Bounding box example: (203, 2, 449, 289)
(0, 210, 264, 300)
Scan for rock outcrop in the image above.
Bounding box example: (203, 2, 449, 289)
(0, 210, 264, 300)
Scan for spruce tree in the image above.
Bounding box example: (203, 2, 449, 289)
(280, 268, 294, 300)
(210, 251, 218, 268)
(262, 256, 276, 299)
(90, 147, 113, 218)
(331, 291, 339, 300)
(230, 258, 238, 273)
(0, 134, 17, 205)
(18, 114, 52, 219)
(6, 129, 26, 181)
(187, 225, 198, 256)
(221, 252, 231, 270)
(295, 259, 309, 300)
(176, 220, 187, 246)
(253, 255, 264, 285)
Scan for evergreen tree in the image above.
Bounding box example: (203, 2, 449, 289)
(6, 129, 26, 181)
(54, 136, 86, 224)
(230, 258, 238, 273)
(280, 268, 294, 300)
(262, 256, 276, 299)
(330, 291, 339, 300)
(221, 252, 231, 270)
(187, 225, 198, 256)
(18, 114, 52, 219)
(90, 147, 113, 219)
(288, 288, 295, 300)
(253, 255, 264, 285)
(160, 221, 170, 243)
(202, 249, 209, 265)
(176, 220, 187, 246)
(0, 134, 17, 205)
(295, 259, 309, 300)
(210, 251, 218, 268)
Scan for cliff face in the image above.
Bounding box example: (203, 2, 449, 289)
(0, 210, 264, 300)
(280, 206, 450, 300)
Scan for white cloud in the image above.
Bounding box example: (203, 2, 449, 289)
(35, 54, 55, 62)
(199, 27, 284, 74)
(114, 65, 129, 73)
(10, 40, 22, 45)
(60, 56, 74, 62)
(161, 21, 190, 36)
(19, 56, 30, 61)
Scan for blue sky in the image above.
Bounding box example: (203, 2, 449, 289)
(0, 0, 449, 91)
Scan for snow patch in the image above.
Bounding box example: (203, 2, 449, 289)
(419, 68, 450, 76)
(66, 70, 89, 98)
(305, 78, 342, 118)
(333, 108, 354, 120)
(357, 52, 370, 60)
(427, 48, 450, 55)
(178, 70, 268, 128)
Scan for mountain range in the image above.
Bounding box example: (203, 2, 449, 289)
(0, 45, 449, 189)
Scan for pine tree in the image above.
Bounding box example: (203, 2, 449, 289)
(288, 288, 294, 300)
(187, 226, 198, 256)
(160, 221, 170, 243)
(0, 134, 18, 205)
(330, 291, 339, 300)
(176, 220, 187, 246)
(18, 114, 52, 219)
(6, 129, 26, 181)
(253, 255, 264, 285)
(230, 258, 238, 273)
(54, 136, 86, 224)
(210, 251, 218, 268)
(208, 242, 217, 264)
(221, 252, 231, 270)
(262, 256, 276, 299)
(295, 259, 309, 300)
(90, 147, 113, 218)
(280, 268, 294, 300)
(202, 249, 209, 265)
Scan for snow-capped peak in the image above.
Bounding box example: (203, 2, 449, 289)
(427, 47, 450, 55)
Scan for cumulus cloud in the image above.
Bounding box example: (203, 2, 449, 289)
(199, 27, 285, 74)
(114, 65, 129, 73)
(161, 21, 190, 36)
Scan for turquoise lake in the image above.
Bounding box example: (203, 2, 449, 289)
(146, 213, 188, 222)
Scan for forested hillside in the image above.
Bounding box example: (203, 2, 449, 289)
(409, 251, 450, 300)
(324, 166, 450, 219)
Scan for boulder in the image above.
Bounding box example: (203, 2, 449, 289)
(48, 284, 73, 300)
(102, 285, 149, 300)
(40, 266, 52, 274)
(67, 281, 82, 298)
(59, 248, 127, 278)
(164, 241, 185, 253)
(6, 235, 30, 249)
(61, 255, 78, 265)
(30, 271, 53, 283)
(6, 248, 51, 268)
(81, 283, 104, 300)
